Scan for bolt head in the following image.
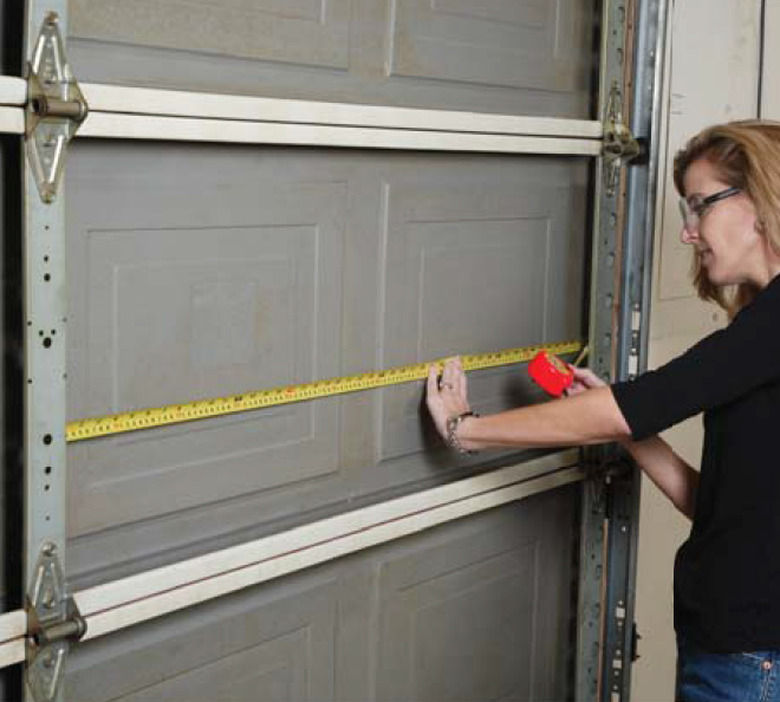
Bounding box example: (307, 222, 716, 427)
(41, 542, 56, 556)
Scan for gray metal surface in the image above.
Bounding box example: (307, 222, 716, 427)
(23, 0, 69, 586)
(576, 0, 632, 696)
(62, 144, 590, 588)
(65, 0, 595, 119)
(65, 487, 578, 702)
(603, 0, 669, 699)
(22, 3, 71, 702)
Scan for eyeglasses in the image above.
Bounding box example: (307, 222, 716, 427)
(679, 187, 741, 232)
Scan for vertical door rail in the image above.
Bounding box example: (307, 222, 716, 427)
(575, 0, 630, 697)
(587, 1, 669, 701)
(21, 3, 87, 702)
(607, 0, 669, 700)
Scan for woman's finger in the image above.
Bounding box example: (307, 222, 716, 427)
(455, 357, 467, 395)
(427, 364, 440, 399)
(571, 366, 607, 389)
(449, 357, 464, 394)
(441, 357, 458, 390)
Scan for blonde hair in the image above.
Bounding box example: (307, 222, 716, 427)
(673, 120, 780, 316)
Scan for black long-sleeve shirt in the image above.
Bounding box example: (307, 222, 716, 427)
(611, 272, 780, 653)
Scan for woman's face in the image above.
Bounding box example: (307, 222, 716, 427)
(680, 158, 765, 287)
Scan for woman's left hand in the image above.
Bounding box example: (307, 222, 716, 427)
(426, 357, 471, 442)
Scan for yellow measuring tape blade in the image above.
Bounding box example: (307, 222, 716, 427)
(66, 339, 584, 443)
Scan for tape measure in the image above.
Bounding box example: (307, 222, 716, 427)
(528, 345, 589, 397)
(66, 339, 584, 443)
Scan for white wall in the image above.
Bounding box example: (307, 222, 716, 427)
(631, 1, 761, 700)
(762, 0, 780, 117)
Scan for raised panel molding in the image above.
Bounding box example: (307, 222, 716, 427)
(66, 575, 338, 702)
(430, 0, 547, 28)
(67, 175, 347, 536)
(373, 495, 575, 701)
(70, 0, 350, 69)
(377, 171, 583, 465)
(388, 0, 583, 90)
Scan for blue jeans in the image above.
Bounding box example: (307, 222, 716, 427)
(677, 637, 780, 701)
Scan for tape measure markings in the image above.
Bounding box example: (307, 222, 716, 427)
(66, 340, 583, 443)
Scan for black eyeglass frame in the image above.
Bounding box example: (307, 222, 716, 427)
(679, 186, 741, 230)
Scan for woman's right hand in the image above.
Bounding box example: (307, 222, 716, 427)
(565, 366, 607, 396)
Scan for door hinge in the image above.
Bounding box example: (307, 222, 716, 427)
(25, 11, 89, 204)
(602, 82, 643, 197)
(26, 543, 87, 702)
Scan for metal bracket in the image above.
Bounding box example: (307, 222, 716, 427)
(631, 622, 642, 662)
(25, 11, 88, 204)
(25, 544, 87, 702)
(602, 82, 642, 197)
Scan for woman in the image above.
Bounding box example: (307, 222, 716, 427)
(426, 120, 780, 700)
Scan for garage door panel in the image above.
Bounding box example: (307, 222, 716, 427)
(380, 212, 548, 463)
(67, 155, 346, 535)
(70, 0, 350, 70)
(374, 489, 575, 700)
(376, 166, 586, 466)
(67, 172, 346, 419)
(65, 489, 576, 702)
(376, 542, 538, 700)
(119, 630, 310, 702)
(390, 0, 584, 91)
(66, 572, 339, 702)
(65, 0, 594, 118)
(65, 147, 587, 584)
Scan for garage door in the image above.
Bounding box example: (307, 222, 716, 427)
(0, 1, 667, 700)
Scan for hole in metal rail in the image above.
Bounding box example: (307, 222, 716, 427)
(43, 337, 52, 348)
(43, 434, 52, 445)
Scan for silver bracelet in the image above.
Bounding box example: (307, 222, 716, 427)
(446, 411, 479, 455)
